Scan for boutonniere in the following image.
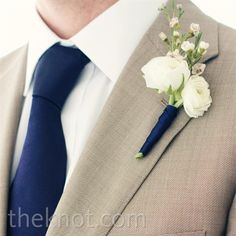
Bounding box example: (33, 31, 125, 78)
(135, 0, 212, 159)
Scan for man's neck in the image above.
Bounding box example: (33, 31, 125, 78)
(36, 0, 118, 39)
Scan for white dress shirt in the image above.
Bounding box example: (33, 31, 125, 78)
(11, 0, 166, 185)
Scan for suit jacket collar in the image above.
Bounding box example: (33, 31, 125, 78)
(24, 0, 164, 96)
(0, 1, 218, 235)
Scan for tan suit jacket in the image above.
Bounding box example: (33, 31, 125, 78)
(0, 0, 236, 235)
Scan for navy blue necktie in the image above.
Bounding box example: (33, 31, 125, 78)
(8, 43, 89, 236)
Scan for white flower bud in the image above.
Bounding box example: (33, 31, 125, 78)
(167, 49, 184, 61)
(173, 31, 180, 37)
(181, 41, 195, 52)
(190, 23, 200, 35)
(158, 3, 166, 11)
(177, 4, 183, 10)
(192, 63, 206, 75)
(199, 41, 209, 50)
(176, 38, 181, 46)
(167, 49, 178, 56)
(159, 32, 168, 41)
(169, 17, 179, 28)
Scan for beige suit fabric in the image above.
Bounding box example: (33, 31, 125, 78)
(0, 0, 236, 235)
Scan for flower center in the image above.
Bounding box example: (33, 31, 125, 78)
(196, 89, 202, 95)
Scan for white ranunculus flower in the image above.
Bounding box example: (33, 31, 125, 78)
(181, 76, 212, 118)
(169, 17, 179, 28)
(181, 41, 195, 52)
(141, 56, 190, 93)
(190, 23, 200, 35)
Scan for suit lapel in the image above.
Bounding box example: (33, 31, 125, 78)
(47, 1, 218, 235)
(0, 46, 27, 235)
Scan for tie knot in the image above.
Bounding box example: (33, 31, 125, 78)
(33, 43, 90, 110)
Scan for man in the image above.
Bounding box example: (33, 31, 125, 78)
(0, 0, 235, 235)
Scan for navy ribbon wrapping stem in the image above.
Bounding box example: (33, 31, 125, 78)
(136, 105, 179, 159)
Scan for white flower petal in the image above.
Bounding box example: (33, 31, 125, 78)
(142, 56, 190, 93)
(181, 41, 195, 52)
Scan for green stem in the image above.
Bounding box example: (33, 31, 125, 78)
(169, 95, 175, 105)
(174, 99, 183, 108)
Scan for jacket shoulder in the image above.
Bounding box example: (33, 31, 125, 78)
(0, 45, 28, 77)
(218, 23, 236, 54)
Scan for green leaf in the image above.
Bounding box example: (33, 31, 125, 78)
(195, 32, 202, 48)
(174, 91, 182, 101)
(174, 99, 183, 108)
(177, 76, 185, 92)
(179, 10, 185, 19)
(166, 85, 173, 95)
(171, 0, 176, 11)
(192, 55, 202, 65)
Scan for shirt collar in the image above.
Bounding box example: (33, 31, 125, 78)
(24, 0, 166, 96)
